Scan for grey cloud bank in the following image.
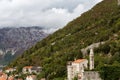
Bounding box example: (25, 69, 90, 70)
(0, 0, 102, 31)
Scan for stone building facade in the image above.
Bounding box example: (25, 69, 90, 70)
(67, 48, 102, 80)
(67, 59, 88, 80)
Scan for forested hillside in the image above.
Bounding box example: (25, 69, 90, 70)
(8, 0, 120, 79)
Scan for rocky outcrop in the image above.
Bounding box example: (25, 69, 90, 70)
(0, 27, 48, 64)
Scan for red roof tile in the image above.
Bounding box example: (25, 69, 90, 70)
(73, 59, 87, 63)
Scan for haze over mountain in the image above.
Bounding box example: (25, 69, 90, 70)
(0, 0, 102, 32)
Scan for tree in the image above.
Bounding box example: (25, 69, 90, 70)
(73, 76, 78, 80)
(99, 65, 120, 80)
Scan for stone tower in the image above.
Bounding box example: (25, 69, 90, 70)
(118, 0, 120, 5)
(89, 48, 94, 70)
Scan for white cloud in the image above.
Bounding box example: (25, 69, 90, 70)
(0, 0, 102, 32)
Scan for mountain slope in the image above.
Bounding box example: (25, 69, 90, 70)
(0, 27, 48, 65)
(9, 0, 120, 79)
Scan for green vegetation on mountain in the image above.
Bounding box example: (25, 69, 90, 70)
(99, 65, 120, 80)
(8, 0, 120, 79)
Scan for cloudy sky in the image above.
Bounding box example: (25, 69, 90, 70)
(0, 0, 102, 32)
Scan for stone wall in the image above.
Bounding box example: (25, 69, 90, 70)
(83, 71, 102, 80)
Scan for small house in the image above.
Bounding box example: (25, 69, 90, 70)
(26, 75, 36, 80)
(23, 66, 42, 74)
(5, 68, 16, 73)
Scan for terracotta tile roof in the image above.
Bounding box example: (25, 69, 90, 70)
(23, 66, 33, 69)
(0, 72, 3, 76)
(8, 76, 14, 80)
(73, 59, 87, 63)
(0, 77, 6, 80)
(6, 68, 14, 70)
(0, 73, 7, 80)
